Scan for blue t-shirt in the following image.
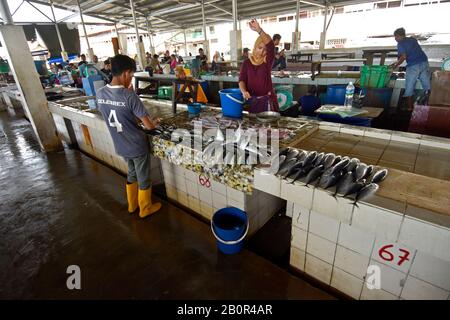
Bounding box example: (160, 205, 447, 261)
(97, 85, 149, 158)
(397, 37, 428, 67)
(299, 95, 321, 117)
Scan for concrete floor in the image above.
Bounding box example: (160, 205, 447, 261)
(0, 109, 334, 300)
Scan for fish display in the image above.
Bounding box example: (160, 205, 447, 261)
(275, 147, 389, 204)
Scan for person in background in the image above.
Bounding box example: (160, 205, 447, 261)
(96, 54, 162, 219)
(239, 19, 279, 113)
(220, 53, 225, 62)
(211, 51, 220, 73)
(149, 54, 161, 73)
(101, 59, 112, 83)
(169, 54, 177, 73)
(78, 54, 87, 67)
(391, 27, 431, 111)
(242, 48, 250, 60)
(93, 55, 104, 70)
(197, 48, 208, 71)
(177, 55, 184, 64)
(298, 85, 321, 117)
(145, 52, 151, 65)
(161, 50, 170, 63)
(188, 52, 192, 57)
(272, 34, 287, 70)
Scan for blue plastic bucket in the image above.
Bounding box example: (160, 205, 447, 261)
(219, 88, 244, 118)
(187, 102, 203, 115)
(211, 207, 249, 254)
(326, 84, 346, 105)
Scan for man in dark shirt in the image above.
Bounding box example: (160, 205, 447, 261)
(391, 27, 431, 110)
(197, 48, 208, 71)
(272, 34, 287, 71)
(96, 54, 162, 218)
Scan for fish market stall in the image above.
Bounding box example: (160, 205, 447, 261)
(48, 96, 450, 300)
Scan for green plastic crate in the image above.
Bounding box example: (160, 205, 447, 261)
(0, 61, 10, 73)
(158, 86, 173, 100)
(360, 65, 391, 88)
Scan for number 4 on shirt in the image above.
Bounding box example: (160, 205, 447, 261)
(108, 110, 123, 132)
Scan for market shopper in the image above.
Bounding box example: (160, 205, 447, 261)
(96, 54, 162, 218)
(239, 19, 279, 113)
(391, 27, 431, 110)
(272, 34, 287, 70)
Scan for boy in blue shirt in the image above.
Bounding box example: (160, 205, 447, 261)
(391, 27, 430, 110)
(299, 86, 321, 117)
(96, 54, 161, 218)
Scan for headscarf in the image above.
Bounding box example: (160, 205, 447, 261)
(249, 35, 267, 66)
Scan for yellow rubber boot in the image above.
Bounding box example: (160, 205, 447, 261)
(126, 182, 138, 213)
(138, 188, 162, 218)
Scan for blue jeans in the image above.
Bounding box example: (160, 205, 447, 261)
(404, 61, 431, 97)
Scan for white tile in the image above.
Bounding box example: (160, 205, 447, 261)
(198, 185, 213, 205)
(186, 181, 199, 199)
(371, 239, 416, 274)
(200, 201, 214, 220)
(177, 191, 189, 207)
(390, 133, 421, 145)
(306, 233, 336, 264)
(285, 201, 294, 218)
(188, 196, 201, 213)
(340, 126, 365, 136)
(165, 185, 178, 201)
(331, 267, 364, 299)
(211, 179, 227, 196)
(174, 165, 185, 177)
(290, 247, 306, 271)
(338, 222, 375, 257)
(253, 168, 281, 197)
(227, 198, 245, 211)
(163, 170, 176, 187)
(334, 245, 370, 280)
(364, 129, 392, 141)
(184, 169, 199, 183)
(305, 254, 332, 285)
(309, 210, 340, 242)
(360, 286, 398, 300)
(175, 175, 187, 193)
(352, 203, 403, 242)
(292, 203, 310, 231)
(409, 251, 450, 291)
(226, 186, 245, 203)
(401, 276, 449, 300)
(312, 189, 353, 223)
(319, 124, 340, 132)
(398, 216, 450, 262)
(291, 225, 307, 251)
(212, 191, 227, 210)
(280, 180, 314, 210)
(367, 260, 407, 296)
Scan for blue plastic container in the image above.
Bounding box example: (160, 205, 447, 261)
(211, 207, 248, 254)
(326, 84, 347, 105)
(219, 88, 244, 118)
(187, 102, 203, 115)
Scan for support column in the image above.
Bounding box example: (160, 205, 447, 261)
(76, 0, 94, 61)
(230, 0, 241, 67)
(201, 0, 209, 59)
(114, 23, 121, 54)
(183, 29, 188, 56)
(49, 0, 68, 62)
(130, 0, 145, 70)
(319, 5, 328, 50)
(0, 24, 63, 151)
(292, 0, 301, 53)
(145, 15, 155, 55)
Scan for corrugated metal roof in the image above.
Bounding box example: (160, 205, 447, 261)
(28, 0, 378, 32)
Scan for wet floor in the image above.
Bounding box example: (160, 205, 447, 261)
(0, 109, 334, 300)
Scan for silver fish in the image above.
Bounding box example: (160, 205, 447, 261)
(305, 165, 324, 187)
(296, 150, 308, 163)
(323, 153, 336, 169)
(289, 167, 306, 184)
(354, 163, 368, 181)
(302, 150, 318, 167)
(353, 183, 379, 204)
(362, 165, 374, 180)
(277, 158, 298, 176)
(333, 172, 355, 198)
(331, 158, 350, 176)
(279, 147, 291, 157)
(332, 155, 342, 166)
(285, 148, 300, 161)
(314, 152, 325, 166)
(371, 169, 388, 184)
(343, 181, 366, 198)
(320, 173, 341, 189)
(345, 158, 360, 173)
(282, 162, 303, 179)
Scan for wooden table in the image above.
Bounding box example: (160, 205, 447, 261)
(362, 49, 398, 66)
(288, 53, 313, 63)
(311, 58, 367, 80)
(321, 52, 355, 60)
